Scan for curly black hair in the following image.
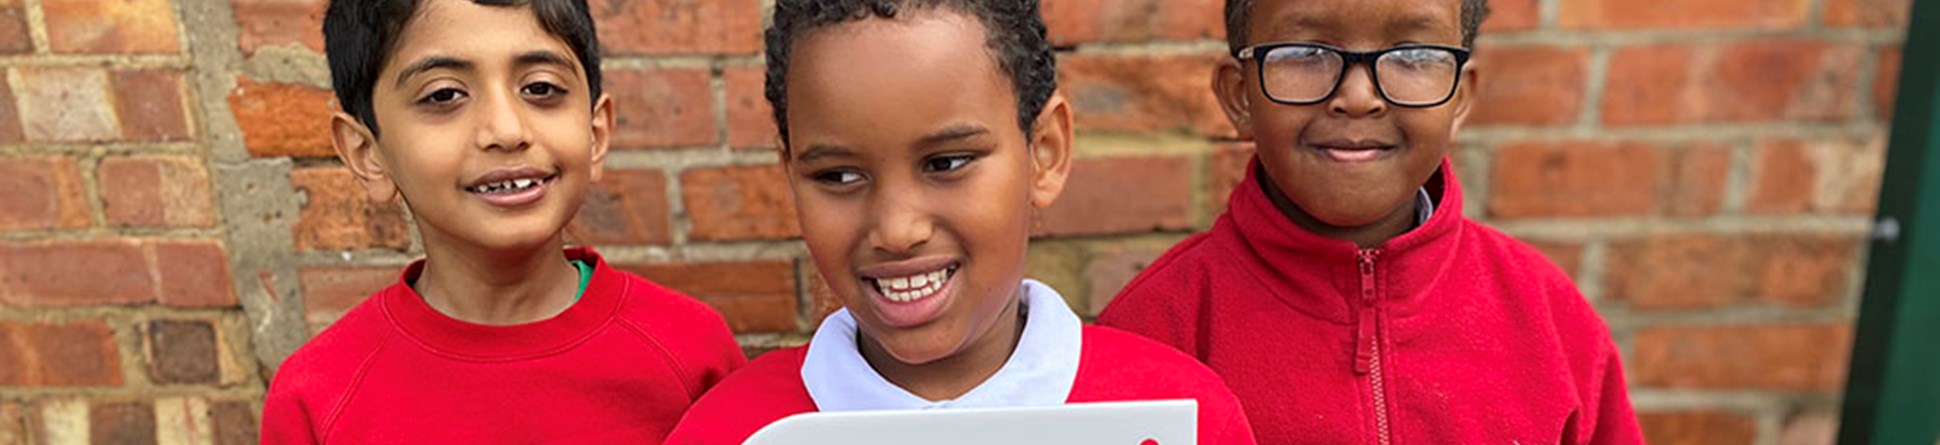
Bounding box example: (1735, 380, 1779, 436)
(764, 0, 1056, 150)
(1223, 0, 1492, 53)
(324, 0, 602, 137)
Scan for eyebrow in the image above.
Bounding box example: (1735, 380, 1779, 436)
(916, 124, 991, 147)
(513, 50, 577, 72)
(794, 144, 855, 163)
(393, 56, 472, 89)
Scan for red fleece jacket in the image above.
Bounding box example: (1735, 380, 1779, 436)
(261, 248, 745, 444)
(1098, 157, 1643, 445)
(665, 325, 1256, 445)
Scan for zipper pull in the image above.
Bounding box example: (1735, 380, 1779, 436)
(1353, 250, 1379, 375)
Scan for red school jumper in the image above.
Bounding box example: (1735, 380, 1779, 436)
(261, 248, 746, 444)
(663, 325, 1256, 445)
(1098, 158, 1644, 445)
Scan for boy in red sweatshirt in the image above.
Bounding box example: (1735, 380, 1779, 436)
(260, 0, 745, 443)
(664, 1, 1253, 444)
(1097, 0, 1645, 444)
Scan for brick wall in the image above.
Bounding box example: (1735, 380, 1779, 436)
(0, 0, 1910, 443)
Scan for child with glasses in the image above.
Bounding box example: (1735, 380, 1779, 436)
(1097, 0, 1645, 444)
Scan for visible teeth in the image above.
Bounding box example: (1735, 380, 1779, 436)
(911, 274, 928, 287)
(873, 267, 954, 302)
(471, 177, 546, 194)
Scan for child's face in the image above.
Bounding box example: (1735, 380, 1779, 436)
(783, 12, 1071, 366)
(1214, 0, 1476, 231)
(332, 0, 612, 254)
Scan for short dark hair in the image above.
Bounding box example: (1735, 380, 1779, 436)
(764, 0, 1057, 149)
(323, 0, 602, 136)
(1223, 0, 1491, 53)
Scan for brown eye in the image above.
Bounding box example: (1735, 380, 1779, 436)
(922, 154, 974, 173)
(421, 88, 466, 104)
(521, 82, 565, 98)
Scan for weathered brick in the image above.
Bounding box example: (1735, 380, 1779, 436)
(623, 261, 799, 333)
(1488, 141, 1662, 218)
(99, 156, 217, 229)
(111, 70, 192, 141)
(605, 69, 716, 149)
(1084, 245, 1165, 316)
(1777, 411, 1838, 445)
(0, 402, 21, 445)
(1751, 236, 1860, 308)
(1480, 0, 1540, 32)
(1469, 45, 1588, 126)
(147, 320, 219, 385)
(1605, 234, 1858, 310)
(568, 169, 671, 245)
(232, 0, 326, 55)
(1206, 142, 1254, 217)
(1663, 143, 1732, 217)
(1638, 411, 1757, 445)
(1632, 324, 1851, 390)
(725, 66, 778, 149)
(1824, 0, 1912, 28)
(1875, 45, 1901, 120)
(43, 0, 181, 53)
(0, 320, 123, 386)
(592, 0, 759, 55)
(1058, 53, 1232, 136)
(229, 77, 335, 158)
(1038, 156, 1194, 236)
(1041, 0, 1222, 45)
(1747, 137, 1887, 215)
(10, 67, 120, 142)
(290, 167, 412, 251)
(0, 79, 23, 143)
(150, 239, 237, 308)
(680, 164, 801, 241)
(1603, 41, 1863, 125)
(1560, 0, 1810, 30)
(0, 156, 90, 231)
(0, 2, 28, 54)
(34, 399, 89, 444)
(209, 400, 257, 445)
(154, 397, 214, 445)
(90, 401, 155, 445)
(298, 266, 395, 331)
(0, 240, 154, 307)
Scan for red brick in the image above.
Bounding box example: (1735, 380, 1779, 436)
(0, 240, 154, 307)
(605, 69, 716, 149)
(42, 0, 181, 53)
(725, 66, 778, 149)
(1084, 246, 1165, 316)
(0, 320, 123, 386)
(1606, 234, 1858, 310)
(1488, 141, 1662, 218)
(150, 240, 237, 308)
(232, 0, 325, 55)
(1041, 0, 1222, 45)
(229, 77, 335, 158)
(1206, 142, 1254, 217)
(1526, 241, 1585, 280)
(1470, 45, 1588, 126)
(1875, 45, 1900, 120)
(1824, 0, 1912, 28)
(1059, 53, 1232, 137)
(1603, 41, 1863, 125)
(1559, 0, 1809, 30)
(0, 402, 23, 445)
(0, 156, 90, 232)
(1038, 156, 1195, 236)
(568, 169, 671, 245)
(1480, 0, 1541, 32)
(1751, 236, 1859, 308)
(1632, 324, 1851, 390)
(99, 156, 216, 228)
(210, 400, 258, 445)
(91, 401, 156, 444)
(298, 266, 395, 330)
(1638, 411, 1757, 445)
(623, 261, 799, 333)
(805, 263, 842, 323)
(1747, 137, 1887, 215)
(680, 164, 801, 241)
(290, 167, 412, 251)
(111, 70, 193, 141)
(0, 2, 28, 54)
(591, 0, 759, 55)
(1663, 144, 1731, 217)
(11, 67, 120, 142)
(0, 79, 23, 143)
(146, 320, 219, 384)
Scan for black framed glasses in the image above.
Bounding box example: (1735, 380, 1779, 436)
(1235, 42, 1472, 108)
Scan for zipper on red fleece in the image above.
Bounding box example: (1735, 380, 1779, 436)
(1355, 249, 1392, 445)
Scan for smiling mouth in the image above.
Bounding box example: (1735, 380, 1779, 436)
(464, 174, 557, 194)
(865, 264, 959, 303)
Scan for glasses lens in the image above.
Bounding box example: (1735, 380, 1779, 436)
(1376, 48, 1460, 105)
(1260, 46, 1342, 103)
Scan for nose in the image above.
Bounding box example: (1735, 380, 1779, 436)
(866, 185, 934, 255)
(475, 89, 531, 152)
(1328, 64, 1388, 118)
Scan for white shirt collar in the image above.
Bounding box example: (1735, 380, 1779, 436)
(802, 279, 1083, 412)
(1416, 186, 1435, 225)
